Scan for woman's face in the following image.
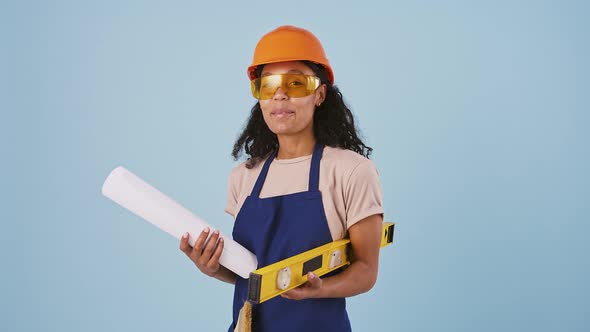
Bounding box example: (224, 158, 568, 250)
(258, 61, 326, 138)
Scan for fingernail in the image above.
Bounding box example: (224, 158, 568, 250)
(214, 230, 219, 235)
(219, 237, 224, 242)
(309, 273, 315, 279)
(204, 227, 210, 233)
(182, 232, 188, 239)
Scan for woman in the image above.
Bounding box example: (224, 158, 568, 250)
(179, 25, 384, 331)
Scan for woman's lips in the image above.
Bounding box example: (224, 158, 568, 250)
(271, 109, 295, 118)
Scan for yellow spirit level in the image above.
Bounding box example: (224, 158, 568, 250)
(247, 222, 395, 304)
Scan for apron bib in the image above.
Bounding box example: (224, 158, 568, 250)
(229, 143, 351, 332)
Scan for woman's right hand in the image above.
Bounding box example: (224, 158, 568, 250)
(179, 228, 224, 278)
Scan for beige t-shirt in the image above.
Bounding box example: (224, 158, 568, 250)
(224, 146, 384, 241)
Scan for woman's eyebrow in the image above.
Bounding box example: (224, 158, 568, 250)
(261, 70, 305, 76)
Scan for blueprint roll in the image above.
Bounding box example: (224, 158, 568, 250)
(101, 166, 257, 279)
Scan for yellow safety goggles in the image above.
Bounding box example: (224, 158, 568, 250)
(251, 74, 321, 100)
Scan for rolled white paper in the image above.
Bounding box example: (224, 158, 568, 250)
(101, 166, 257, 279)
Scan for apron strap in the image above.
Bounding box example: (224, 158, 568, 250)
(308, 142, 324, 192)
(251, 150, 277, 198)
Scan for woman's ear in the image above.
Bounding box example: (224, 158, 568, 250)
(316, 84, 327, 106)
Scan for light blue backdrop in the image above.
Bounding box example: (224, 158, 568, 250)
(2, 0, 588, 331)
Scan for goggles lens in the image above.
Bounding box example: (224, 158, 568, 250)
(251, 74, 321, 100)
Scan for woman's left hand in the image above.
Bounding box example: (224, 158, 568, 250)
(280, 272, 323, 300)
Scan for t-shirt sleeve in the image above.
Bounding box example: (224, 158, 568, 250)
(224, 166, 240, 218)
(344, 159, 384, 229)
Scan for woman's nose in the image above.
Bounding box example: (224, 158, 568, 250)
(272, 87, 288, 100)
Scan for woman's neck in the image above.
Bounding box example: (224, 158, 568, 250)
(276, 135, 316, 160)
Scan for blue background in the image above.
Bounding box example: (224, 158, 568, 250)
(2, 0, 588, 331)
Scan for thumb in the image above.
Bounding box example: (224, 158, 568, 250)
(307, 272, 322, 289)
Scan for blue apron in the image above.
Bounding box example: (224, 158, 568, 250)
(229, 143, 351, 332)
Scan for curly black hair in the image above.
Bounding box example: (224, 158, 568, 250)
(231, 60, 372, 168)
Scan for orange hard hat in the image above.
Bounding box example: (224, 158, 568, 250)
(247, 25, 334, 84)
